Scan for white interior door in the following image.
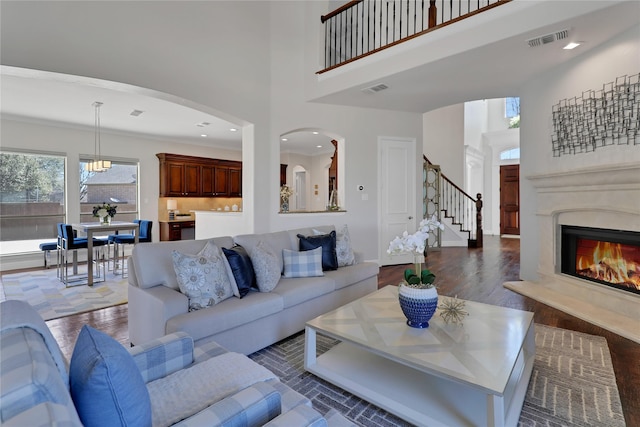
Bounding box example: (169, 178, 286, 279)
(379, 137, 417, 266)
(295, 171, 306, 210)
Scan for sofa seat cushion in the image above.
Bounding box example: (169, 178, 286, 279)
(0, 328, 72, 423)
(147, 352, 276, 427)
(322, 262, 380, 290)
(166, 292, 284, 341)
(270, 276, 335, 309)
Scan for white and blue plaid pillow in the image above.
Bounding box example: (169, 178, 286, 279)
(282, 247, 324, 278)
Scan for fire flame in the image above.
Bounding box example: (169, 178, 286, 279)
(577, 242, 640, 290)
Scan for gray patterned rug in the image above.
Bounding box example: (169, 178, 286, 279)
(249, 324, 625, 427)
(0, 268, 127, 321)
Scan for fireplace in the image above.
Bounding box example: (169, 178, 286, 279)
(561, 226, 640, 295)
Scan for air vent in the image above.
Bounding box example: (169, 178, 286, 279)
(130, 109, 144, 117)
(196, 122, 211, 127)
(527, 29, 569, 48)
(361, 83, 389, 94)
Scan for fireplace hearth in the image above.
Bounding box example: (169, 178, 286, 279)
(561, 226, 640, 295)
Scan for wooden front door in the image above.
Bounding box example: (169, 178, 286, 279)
(500, 164, 520, 235)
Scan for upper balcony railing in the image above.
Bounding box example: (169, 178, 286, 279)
(319, 0, 511, 73)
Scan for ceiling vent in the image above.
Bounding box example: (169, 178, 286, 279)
(361, 83, 389, 94)
(130, 109, 144, 117)
(527, 29, 569, 48)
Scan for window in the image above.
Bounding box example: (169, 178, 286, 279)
(79, 160, 139, 225)
(0, 150, 65, 253)
(506, 97, 520, 128)
(505, 97, 520, 118)
(500, 148, 520, 160)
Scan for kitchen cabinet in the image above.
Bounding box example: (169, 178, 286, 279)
(157, 153, 242, 197)
(160, 220, 195, 241)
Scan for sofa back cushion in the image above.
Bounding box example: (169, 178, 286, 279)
(234, 231, 292, 274)
(131, 237, 234, 290)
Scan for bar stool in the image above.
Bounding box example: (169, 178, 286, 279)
(59, 224, 107, 287)
(108, 220, 152, 277)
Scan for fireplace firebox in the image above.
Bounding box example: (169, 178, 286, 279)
(561, 225, 640, 295)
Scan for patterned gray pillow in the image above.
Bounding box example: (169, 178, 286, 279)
(171, 242, 233, 311)
(314, 224, 355, 267)
(250, 240, 281, 292)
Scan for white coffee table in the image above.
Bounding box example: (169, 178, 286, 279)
(304, 285, 535, 427)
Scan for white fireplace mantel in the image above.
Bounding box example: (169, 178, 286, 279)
(505, 162, 640, 343)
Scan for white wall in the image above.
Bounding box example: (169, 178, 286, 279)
(1, 1, 423, 267)
(422, 104, 465, 184)
(519, 24, 640, 281)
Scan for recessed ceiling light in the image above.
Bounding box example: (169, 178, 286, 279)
(316, 145, 322, 148)
(200, 134, 207, 137)
(312, 131, 319, 135)
(281, 138, 288, 141)
(563, 42, 581, 50)
(230, 128, 238, 132)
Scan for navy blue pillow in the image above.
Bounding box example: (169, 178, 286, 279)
(70, 325, 152, 427)
(222, 245, 256, 295)
(298, 230, 338, 271)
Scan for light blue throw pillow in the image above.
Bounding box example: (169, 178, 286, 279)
(282, 247, 324, 278)
(70, 325, 152, 427)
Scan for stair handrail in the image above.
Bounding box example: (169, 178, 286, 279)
(424, 155, 482, 247)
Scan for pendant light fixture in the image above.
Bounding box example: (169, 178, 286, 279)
(85, 101, 111, 172)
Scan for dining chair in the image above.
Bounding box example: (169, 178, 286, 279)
(108, 219, 152, 277)
(59, 224, 107, 287)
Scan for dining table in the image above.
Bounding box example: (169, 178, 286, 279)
(72, 221, 140, 286)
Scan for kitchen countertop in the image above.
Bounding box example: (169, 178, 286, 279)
(159, 217, 195, 223)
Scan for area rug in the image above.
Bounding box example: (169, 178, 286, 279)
(248, 324, 626, 427)
(0, 268, 127, 321)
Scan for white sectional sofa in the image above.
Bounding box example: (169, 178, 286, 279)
(127, 225, 379, 355)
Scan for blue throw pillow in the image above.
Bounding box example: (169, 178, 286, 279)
(70, 325, 152, 427)
(298, 230, 338, 271)
(222, 245, 256, 296)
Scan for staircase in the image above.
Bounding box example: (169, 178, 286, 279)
(424, 157, 483, 249)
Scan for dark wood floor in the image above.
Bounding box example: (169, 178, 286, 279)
(41, 236, 639, 425)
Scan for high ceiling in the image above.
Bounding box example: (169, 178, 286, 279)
(1, 1, 638, 154)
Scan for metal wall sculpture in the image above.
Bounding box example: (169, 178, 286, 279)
(551, 73, 640, 157)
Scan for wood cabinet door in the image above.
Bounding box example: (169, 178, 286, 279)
(166, 162, 185, 196)
(201, 165, 215, 195)
(183, 164, 200, 195)
(214, 167, 229, 196)
(229, 168, 242, 196)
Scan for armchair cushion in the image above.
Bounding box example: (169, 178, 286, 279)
(170, 381, 281, 427)
(147, 352, 276, 427)
(129, 332, 194, 384)
(69, 325, 152, 427)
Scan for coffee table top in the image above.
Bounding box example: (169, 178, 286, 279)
(306, 285, 534, 394)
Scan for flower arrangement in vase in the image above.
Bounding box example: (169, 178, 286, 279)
(280, 185, 293, 212)
(92, 202, 117, 225)
(387, 215, 444, 328)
